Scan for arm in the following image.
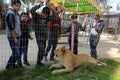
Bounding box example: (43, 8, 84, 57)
(6, 14, 19, 44)
(30, 5, 40, 21)
(95, 20, 104, 33)
(64, 24, 71, 34)
(49, 11, 57, 21)
(78, 23, 85, 31)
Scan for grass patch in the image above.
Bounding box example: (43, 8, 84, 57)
(0, 30, 6, 34)
(0, 58, 120, 80)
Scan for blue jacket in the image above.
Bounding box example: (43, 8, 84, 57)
(5, 9, 21, 37)
(91, 20, 105, 37)
(65, 22, 85, 38)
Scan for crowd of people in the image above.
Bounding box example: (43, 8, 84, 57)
(5, 0, 104, 70)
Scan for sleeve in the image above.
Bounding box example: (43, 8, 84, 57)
(78, 23, 85, 31)
(6, 13, 15, 31)
(95, 21, 105, 33)
(49, 11, 57, 21)
(30, 5, 40, 21)
(64, 24, 71, 34)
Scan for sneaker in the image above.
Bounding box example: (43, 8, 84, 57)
(17, 63, 24, 68)
(23, 61, 30, 66)
(44, 57, 48, 62)
(35, 62, 44, 68)
(6, 64, 19, 70)
(50, 58, 55, 61)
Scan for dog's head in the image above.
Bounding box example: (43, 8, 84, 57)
(54, 46, 67, 57)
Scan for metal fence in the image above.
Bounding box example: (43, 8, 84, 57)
(0, 1, 119, 71)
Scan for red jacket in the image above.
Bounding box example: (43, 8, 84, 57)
(49, 16, 62, 33)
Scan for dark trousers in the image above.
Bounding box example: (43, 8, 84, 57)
(45, 29, 59, 59)
(68, 37, 78, 55)
(18, 38, 29, 64)
(35, 32, 47, 64)
(6, 37, 20, 66)
(89, 35, 99, 58)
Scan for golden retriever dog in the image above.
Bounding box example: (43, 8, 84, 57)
(49, 46, 107, 74)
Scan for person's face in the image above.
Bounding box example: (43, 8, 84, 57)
(49, 5, 55, 10)
(12, 3, 21, 12)
(57, 6, 62, 13)
(40, 1, 44, 6)
(94, 18, 99, 22)
(21, 14, 29, 22)
(72, 18, 77, 22)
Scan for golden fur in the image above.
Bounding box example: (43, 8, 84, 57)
(49, 46, 107, 74)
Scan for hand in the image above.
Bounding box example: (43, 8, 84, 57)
(30, 37, 33, 40)
(14, 38, 19, 45)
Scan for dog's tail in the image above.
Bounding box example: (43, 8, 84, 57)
(96, 60, 107, 66)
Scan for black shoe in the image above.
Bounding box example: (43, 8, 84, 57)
(91, 55, 97, 59)
(23, 61, 30, 66)
(17, 63, 24, 68)
(50, 58, 55, 61)
(6, 64, 19, 70)
(35, 62, 44, 68)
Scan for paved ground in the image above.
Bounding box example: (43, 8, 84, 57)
(0, 33, 120, 70)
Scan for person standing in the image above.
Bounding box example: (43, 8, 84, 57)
(30, 1, 50, 67)
(5, 0, 21, 69)
(64, 14, 86, 55)
(89, 15, 105, 59)
(45, 4, 62, 61)
(18, 12, 33, 66)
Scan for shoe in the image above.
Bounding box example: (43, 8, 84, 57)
(23, 61, 30, 66)
(6, 64, 19, 70)
(17, 63, 24, 68)
(50, 58, 55, 61)
(35, 62, 44, 68)
(91, 55, 97, 59)
(50, 58, 57, 62)
(44, 57, 48, 62)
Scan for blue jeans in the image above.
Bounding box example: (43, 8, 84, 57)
(19, 38, 29, 63)
(89, 35, 99, 58)
(6, 37, 20, 66)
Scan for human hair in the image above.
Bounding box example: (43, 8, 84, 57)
(94, 15, 100, 19)
(20, 12, 29, 18)
(55, 5, 63, 12)
(42, 6, 50, 16)
(11, 0, 21, 6)
(71, 14, 77, 19)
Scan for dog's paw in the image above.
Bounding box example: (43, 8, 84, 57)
(51, 70, 58, 74)
(49, 66, 53, 70)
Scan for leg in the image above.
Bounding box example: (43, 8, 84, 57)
(50, 30, 58, 60)
(74, 38, 78, 55)
(49, 63, 63, 70)
(6, 37, 20, 69)
(45, 32, 52, 58)
(36, 33, 47, 66)
(90, 36, 99, 59)
(18, 38, 24, 67)
(23, 39, 30, 66)
(51, 67, 74, 74)
(68, 38, 71, 50)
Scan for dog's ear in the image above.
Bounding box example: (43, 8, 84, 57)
(61, 46, 66, 53)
